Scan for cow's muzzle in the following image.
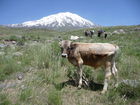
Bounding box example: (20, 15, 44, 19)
(61, 53, 68, 58)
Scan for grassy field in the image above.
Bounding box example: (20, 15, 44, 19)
(0, 25, 140, 105)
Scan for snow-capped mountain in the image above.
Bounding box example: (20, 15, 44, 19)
(10, 12, 96, 30)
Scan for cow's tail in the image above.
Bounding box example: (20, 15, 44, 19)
(111, 45, 119, 73)
(114, 45, 120, 57)
(111, 45, 119, 86)
(115, 45, 119, 52)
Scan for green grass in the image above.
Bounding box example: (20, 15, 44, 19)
(0, 25, 140, 105)
(20, 88, 32, 102)
(0, 93, 11, 105)
(48, 89, 62, 105)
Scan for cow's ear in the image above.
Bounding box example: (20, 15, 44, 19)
(59, 40, 63, 47)
(70, 42, 76, 49)
(59, 41, 61, 46)
(58, 38, 62, 42)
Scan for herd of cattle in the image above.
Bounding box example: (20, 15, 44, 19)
(69, 29, 126, 41)
(59, 29, 120, 93)
(84, 29, 108, 38)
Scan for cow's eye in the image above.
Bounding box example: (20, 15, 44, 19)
(67, 47, 71, 50)
(61, 47, 63, 52)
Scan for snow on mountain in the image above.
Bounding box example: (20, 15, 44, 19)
(10, 12, 97, 30)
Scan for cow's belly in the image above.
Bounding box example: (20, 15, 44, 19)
(68, 54, 108, 68)
(81, 54, 107, 68)
(83, 61, 102, 69)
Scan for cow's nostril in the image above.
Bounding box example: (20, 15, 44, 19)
(61, 54, 67, 58)
(62, 55, 66, 58)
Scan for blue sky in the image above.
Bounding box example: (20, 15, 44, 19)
(0, 0, 140, 26)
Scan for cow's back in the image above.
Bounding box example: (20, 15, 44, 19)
(69, 43, 118, 68)
(75, 43, 117, 55)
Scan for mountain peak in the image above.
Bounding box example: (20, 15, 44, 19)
(10, 12, 97, 30)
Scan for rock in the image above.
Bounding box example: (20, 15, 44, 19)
(0, 83, 7, 89)
(134, 27, 140, 31)
(119, 29, 125, 33)
(12, 41, 17, 44)
(119, 79, 140, 88)
(6, 82, 16, 88)
(17, 61, 21, 64)
(17, 73, 24, 80)
(112, 30, 120, 34)
(0, 82, 16, 89)
(0, 44, 7, 48)
(112, 29, 125, 34)
(70, 35, 79, 40)
(13, 52, 23, 57)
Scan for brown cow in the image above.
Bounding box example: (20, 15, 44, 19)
(59, 40, 119, 93)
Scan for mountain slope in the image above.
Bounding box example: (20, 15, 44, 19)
(10, 12, 96, 30)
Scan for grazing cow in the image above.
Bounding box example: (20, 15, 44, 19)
(98, 30, 108, 38)
(84, 30, 94, 38)
(59, 40, 119, 93)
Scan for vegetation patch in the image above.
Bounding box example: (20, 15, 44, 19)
(0, 25, 140, 105)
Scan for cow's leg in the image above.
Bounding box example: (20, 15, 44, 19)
(90, 35, 92, 38)
(111, 62, 118, 87)
(77, 58, 83, 89)
(104, 34, 107, 38)
(98, 33, 101, 37)
(90, 33, 93, 38)
(77, 66, 82, 89)
(102, 63, 112, 94)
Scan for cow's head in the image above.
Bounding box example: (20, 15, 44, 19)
(59, 40, 72, 58)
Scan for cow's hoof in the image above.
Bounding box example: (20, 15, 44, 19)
(78, 85, 82, 89)
(101, 90, 106, 94)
